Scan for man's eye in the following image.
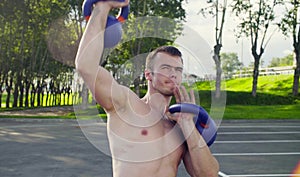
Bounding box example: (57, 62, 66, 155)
(176, 68, 183, 73)
(162, 66, 171, 70)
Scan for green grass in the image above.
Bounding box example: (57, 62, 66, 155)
(194, 75, 300, 119)
(0, 93, 74, 108)
(197, 75, 298, 103)
(223, 104, 300, 119)
(197, 74, 295, 94)
(225, 75, 294, 95)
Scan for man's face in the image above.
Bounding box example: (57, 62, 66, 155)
(149, 52, 183, 96)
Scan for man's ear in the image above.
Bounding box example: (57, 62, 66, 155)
(144, 69, 152, 81)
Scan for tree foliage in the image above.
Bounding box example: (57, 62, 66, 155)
(221, 52, 243, 79)
(0, 0, 78, 108)
(232, 0, 282, 97)
(269, 54, 294, 67)
(278, 0, 300, 96)
(103, 0, 186, 96)
(0, 0, 186, 107)
(198, 0, 228, 98)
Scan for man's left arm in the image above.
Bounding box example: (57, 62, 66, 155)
(167, 86, 219, 177)
(181, 119, 219, 177)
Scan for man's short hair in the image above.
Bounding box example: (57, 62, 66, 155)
(145, 46, 183, 70)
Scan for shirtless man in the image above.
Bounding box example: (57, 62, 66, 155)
(75, 0, 219, 176)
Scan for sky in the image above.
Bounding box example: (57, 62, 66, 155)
(181, 0, 294, 67)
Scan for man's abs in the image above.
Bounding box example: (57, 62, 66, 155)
(112, 150, 182, 177)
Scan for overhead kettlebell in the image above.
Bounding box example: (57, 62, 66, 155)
(82, 0, 129, 48)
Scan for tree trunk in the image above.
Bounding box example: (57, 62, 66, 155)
(52, 88, 56, 106)
(31, 83, 36, 107)
(81, 83, 89, 109)
(41, 81, 46, 106)
(134, 77, 140, 97)
(292, 1, 300, 96)
(13, 75, 21, 107)
(292, 53, 300, 95)
(214, 60, 222, 98)
(0, 81, 4, 108)
(19, 80, 24, 107)
(5, 77, 13, 108)
(213, 44, 222, 98)
(24, 79, 30, 107)
(50, 80, 55, 106)
(37, 80, 41, 107)
(66, 86, 71, 105)
(251, 59, 260, 97)
(251, 43, 264, 97)
(46, 90, 50, 106)
(0, 93, 2, 108)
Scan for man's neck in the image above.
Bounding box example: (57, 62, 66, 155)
(142, 91, 172, 107)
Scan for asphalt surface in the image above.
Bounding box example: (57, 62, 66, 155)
(0, 118, 299, 177)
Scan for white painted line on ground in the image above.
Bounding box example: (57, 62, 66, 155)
(218, 131, 300, 135)
(218, 171, 230, 177)
(215, 140, 300, 143)
(220, 125, 300, 128)
(0, 124, 78, 129)
(221, 174, 300, 177)
(213, 152, 300, 156)
(0, 123, 108, 130)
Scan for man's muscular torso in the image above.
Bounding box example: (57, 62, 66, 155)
(107, 95, 187, 177)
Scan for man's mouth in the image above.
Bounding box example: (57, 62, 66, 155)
(165, 80, 178, 86)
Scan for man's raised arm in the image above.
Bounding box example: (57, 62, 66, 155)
(75, 0, 129, 112)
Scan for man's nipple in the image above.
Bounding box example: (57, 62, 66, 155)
(141, 129, 148, 136)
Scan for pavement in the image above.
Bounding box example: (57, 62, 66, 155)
(0, 118, 299, 177)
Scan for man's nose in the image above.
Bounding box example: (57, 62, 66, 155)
(169, 67, 177, 78)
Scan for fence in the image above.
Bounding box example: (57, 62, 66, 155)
(232, 66, 295, 78)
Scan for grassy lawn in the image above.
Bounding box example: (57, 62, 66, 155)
(196, 74, 300, 119)
(223, 104, 300, 119)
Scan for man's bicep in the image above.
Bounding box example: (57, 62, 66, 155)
(93, 67, 127, 112)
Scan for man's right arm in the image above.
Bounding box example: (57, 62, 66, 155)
(75, 1, 129, 112)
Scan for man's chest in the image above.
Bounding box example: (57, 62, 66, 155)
(107, 114, 185, 162)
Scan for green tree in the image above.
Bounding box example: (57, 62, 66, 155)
(198, 0, 228, 98)
(278, 0, 300, 96)
(221, 52, 243, 79)
(0, 0, 186, 108)
(0, 0, 76, 108)
(232, 0, 281, 97)
(104, 0, 186, 96)
(269, 54, 294, 67)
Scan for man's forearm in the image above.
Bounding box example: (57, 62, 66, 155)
(181, 120, 219, 177)
(75, 3, 110, 77)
